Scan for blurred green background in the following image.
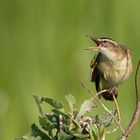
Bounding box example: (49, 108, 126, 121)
(0, 0, 140, 140)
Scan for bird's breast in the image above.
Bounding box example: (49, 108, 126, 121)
(97, 55, 132, 87)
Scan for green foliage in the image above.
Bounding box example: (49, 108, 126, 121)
(65, 94, 76, 114)
(76, 99, 97, 120)
(1, 1, 139, 140)
(15, 94, 115, 140)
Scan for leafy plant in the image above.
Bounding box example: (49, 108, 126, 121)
(14, 94, 116, 140)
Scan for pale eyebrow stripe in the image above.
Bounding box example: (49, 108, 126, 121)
(99, 38, 118, 45)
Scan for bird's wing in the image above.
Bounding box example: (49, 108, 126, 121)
(90, 53, 102, 92)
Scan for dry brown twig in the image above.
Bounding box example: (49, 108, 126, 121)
(119, 60, 140, 140)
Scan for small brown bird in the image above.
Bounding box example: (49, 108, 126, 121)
(86, 36, 132, 101)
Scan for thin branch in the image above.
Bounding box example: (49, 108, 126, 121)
(106, 95, 123, 134)
(106, 109, 120, 134)
(78, 76, 107, 97)
(119, 60, 140, 139)
(135, 60, 140, 102)
(113, 94, 124, 133)
(78, 77, 124, 132)
(106, 125, 119, 134)
(113, 94, 122, 126)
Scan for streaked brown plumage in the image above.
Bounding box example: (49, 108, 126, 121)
(86, 36, 132, 101)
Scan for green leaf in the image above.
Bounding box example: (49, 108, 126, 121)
(58, 131, 73, 140)
(33, 95, 42, 104)
(89, 125, 98, 140)
(52, 109, 71, 119)
(89, 125, 105, 140)
(31, 123, 51, 140)
(95, 111, 115, 127)
(14, 138, 23, 140)
(65, 94, 76, 113)
(41, 97, 63, 109)
(76, 99, 96, 120)
(45, 113, 59, 126)
(33, 95, 43, 115)
(39, 115, 56, 131)
(98, 125, 105, 140)
(71, 119, 80, 130)
(51, 109, 81, 133)
(72, 133, 89, 139)
(14, 135, 42, 140)
(117, 136, 126, 140)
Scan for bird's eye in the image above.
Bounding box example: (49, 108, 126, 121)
(102, 40, 108, 46)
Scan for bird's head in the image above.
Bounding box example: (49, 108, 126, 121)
(85, 36, 126, 61)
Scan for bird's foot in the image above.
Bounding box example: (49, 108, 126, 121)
(107, 87, 118, 99)
(102, 87, 118, 101)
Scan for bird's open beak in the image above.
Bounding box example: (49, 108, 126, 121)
(84, 47, 94, 50)
(88, 36, 100, 46)
(84, 35, 100, 51)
